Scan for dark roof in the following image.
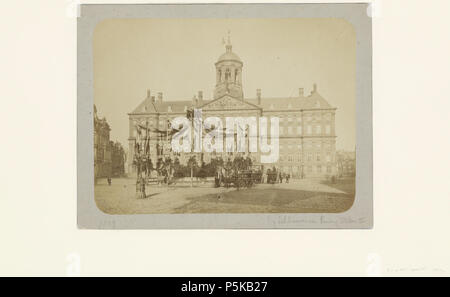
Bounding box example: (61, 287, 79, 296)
(131, 97, 198, 114)
(246, 91, 334, 110)
(130, 91, 334, 115)
(217, 51, 242, 63)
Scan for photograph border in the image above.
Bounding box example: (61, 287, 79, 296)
(77, 3, 373, 229)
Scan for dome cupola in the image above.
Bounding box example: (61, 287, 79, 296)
(213, 34, 244, 100)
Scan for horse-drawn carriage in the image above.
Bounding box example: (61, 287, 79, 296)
(217, 165, 263, 189)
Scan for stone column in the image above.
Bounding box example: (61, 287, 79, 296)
(221, 67, 226, 83)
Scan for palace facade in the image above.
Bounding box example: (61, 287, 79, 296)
(128, 41, 337, 178)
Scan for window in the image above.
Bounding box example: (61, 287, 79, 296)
(316, 154, 321, 162)
(307, 125, 312, 134)
(317, 165, 322, 173)
(288, 127, 293, 135)
(308, 153, 313, 162)
(279, 127, 284, 135)
(316, 125, 322, 134)
(225, 68, 231, 81)
(326, 125, 331, 134)
(327, 166, 332, 173)
(297, 126, 302, 135)
(326, 153, 331, 162)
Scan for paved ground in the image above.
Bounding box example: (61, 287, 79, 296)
(94, 177, 355, 214)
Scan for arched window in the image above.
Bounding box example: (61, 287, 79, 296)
(225, 68, 231, 81)
(235, 69, 239, 82)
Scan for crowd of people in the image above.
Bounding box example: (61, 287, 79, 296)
(263, 167, 290, 184)
(132, 154, 293, 198)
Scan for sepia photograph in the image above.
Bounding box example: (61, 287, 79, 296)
(3, 0, 450, 279)
(93, 18, 357, 215)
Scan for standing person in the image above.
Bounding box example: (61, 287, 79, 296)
(136, 176, 141, 198)
(214, 169, 220, 188)
(286, 174, 290, 184)
(107, 176, 112, 186)
(279, 172, 283, 184)
(140, 176, 146, 199)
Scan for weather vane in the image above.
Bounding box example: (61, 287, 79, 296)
(222, 30, 232, 46)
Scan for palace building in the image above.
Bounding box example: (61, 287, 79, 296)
(128, 40, 337, 178)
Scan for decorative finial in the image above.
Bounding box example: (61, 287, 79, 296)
(226, 30, 232, 52)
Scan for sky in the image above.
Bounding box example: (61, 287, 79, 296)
(94, 18, 356, 151)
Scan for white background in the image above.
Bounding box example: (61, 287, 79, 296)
(0, 0, 449, 276)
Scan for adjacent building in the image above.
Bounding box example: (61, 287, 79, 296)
(94, 105, 112, 179)
(128, 41, 337, 178)
(94, 105, 126, 179)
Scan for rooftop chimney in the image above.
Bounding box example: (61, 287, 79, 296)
(256, 89, 261, 105)
(299, 88, 304, 97)
(147, 89, 151, 98)
(157, 92, 163, 104)
(192, 95, 198, 106)
(313, 83, 317, 93)
(198, 91, 203, 104)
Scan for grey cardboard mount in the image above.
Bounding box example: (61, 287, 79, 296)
(77, 4, 373, 229)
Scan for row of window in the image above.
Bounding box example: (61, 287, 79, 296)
(279, 142, 335, 151)
(281, 165, 334, 174)
(279, 153, 334, 163)
(265, 113, 333, 122)
(279, 125, 332, 135)
(132, 123, 333, 137)
(134, 117, 333, 128)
